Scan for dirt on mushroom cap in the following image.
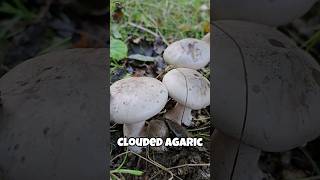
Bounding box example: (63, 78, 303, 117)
(110, 77, 168, 124)
(163, 68, 210, 110)
(163, 38, 210, 70)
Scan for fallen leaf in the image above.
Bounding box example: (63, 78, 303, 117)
(110, 38, 128, 61)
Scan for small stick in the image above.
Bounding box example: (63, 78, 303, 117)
(128, 22, 169, 46)
(167, 163, 210, 170)
(128, 22, 159, 37)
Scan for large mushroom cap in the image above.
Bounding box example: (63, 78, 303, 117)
(110, 77, 168, 124)
(0, 49, 107, 180)
(162, 68, 210, 110)
(163, 38, 210, 70)
(213, 20, 320, 152)
(213, 0, 318, 26)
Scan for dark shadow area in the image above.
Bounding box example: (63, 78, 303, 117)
(212, 1, 320, 180)
(0, 1, 109, 180)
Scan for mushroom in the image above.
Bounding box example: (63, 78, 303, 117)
(110, 77, 168, 152)
(147, 119, 170, 152)
(162, 68, 210, 126)
(213, 0, 318, 26)
(0, 49, 107, 180)
(163, 38, 210, 70)
(202, 33, 210, 45)
(212, 20, 320, 179)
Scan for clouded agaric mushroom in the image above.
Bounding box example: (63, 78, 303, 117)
(110, 77, 168, 152)
(213, 0, 318, 26)
(162, 68, 210, 126)
(202, 33, 210, 45)
(163, 38, 210, 70)
(0, 49, 107, 180)
(212, 20, 320, 179)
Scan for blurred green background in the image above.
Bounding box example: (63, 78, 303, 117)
(110, 0, 210, 42)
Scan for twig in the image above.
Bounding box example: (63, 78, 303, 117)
(193, 117, 211, 121)
(110, 173, 122, 180)
(111, 123, 118, 129)
(128, 22, 159, 37)
(167, 163, 210, 170)
(111, 151, 130, 162)
(153, 163, 210, 179)
(130, 151, 180, 180)
(128, 22, 169, 46)
(156, 28, 169, 46)
(188, 126, 210, 132)
(35, 0, 53, 22)
(149, 171, 161, 180)
(143, 14, 169, 46)
(115, 148, 129, 171)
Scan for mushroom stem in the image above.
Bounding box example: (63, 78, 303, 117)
(165, 103, 192, 126)
(123, 121, 146, 153)
(212, 130, 265, 180)
(123, 121, 146, 138)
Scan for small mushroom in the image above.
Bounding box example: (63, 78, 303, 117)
(202, 33, 210, 45)
(212, 20, 320, 179)
(162, 68, 210, 126)
(110, 77, 168, 152)
(163, 38, 210, 70)
(213, 0, 318, 26)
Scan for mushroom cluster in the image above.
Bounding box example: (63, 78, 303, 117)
(212, 20, 320, 179)
(162, 38, 211, 126)
(110, 36, 211, 152)
(163, 68, 210, 126)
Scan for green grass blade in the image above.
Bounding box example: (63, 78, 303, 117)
(111, 168, 144, 176)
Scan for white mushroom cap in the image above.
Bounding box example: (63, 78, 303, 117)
(163, 38, 210, 70)
(213, 0, 318, 26)
(162, 68, 210, 110)
(110, 77, 168, 124)
(213, 20, 320, 152)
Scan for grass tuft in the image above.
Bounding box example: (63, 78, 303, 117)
(110, 0, 210, 42)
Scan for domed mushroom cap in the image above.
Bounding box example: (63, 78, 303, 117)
(163, 38, 210, 70)
(213, 0, 318, 26)
(213, 20, 320, 152)
(0, 49, 107, 180)
(110, 77, 168, 124)
(162, 68, 210, 109)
